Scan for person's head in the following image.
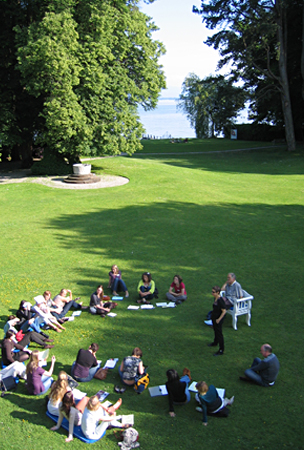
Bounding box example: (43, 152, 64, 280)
(89, 343, 99, 354)
(111, 265, 119, 273)
(5, 330, 15, 340)
(212, 286, 221, 297)
(96, 285, 103, 296)
(142, 272, 152, 283)
(87, 395, 101, 411)
(19, 300, 26, 310)
(166, 369, 179, 382)
(26, 350, 40, 374)
(196, 381, 209, 395)
(132, 347, 142, 358)
(7, 315, 19, 324)
(43, 291, 51, 301)
(261, 344, 272, 357)
(173, 275, 182, 285)
(227, 273, 236, 285)
(58, 371, 68, 382)
(51, 378, 68, 402)
(60, 391, 75, 416)
(60, 289, 67, 296)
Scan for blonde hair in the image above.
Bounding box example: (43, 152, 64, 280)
(58, 371, 68, 381)
(196, 381, 209, 395)
(87, 395, 101, 411)
(26, 350, 40, 374)
(50, 378, 68, 402)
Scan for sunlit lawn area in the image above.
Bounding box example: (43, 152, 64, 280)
(0, 142, 303, 449)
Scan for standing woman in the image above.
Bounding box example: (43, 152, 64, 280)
(26, 351, 56, 395)
(137, 272, 156, 304)
(208, 286, 227, 356)
(108, 265, 129, 297)
(165, 368, 191, 417)
(71, 343, 101, 382)
(166, 275, 187, 304)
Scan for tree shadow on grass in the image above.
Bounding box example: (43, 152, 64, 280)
(133, 148, 304, 175)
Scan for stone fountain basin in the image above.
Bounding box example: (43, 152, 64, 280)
(73, 164, 91, 175)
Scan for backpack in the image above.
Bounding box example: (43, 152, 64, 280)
(134, 373, 150, 394)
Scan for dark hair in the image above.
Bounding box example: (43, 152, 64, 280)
(166, 369, 179, 382)
(142, 272, 152, 282)
(89, 343, 99, 353)
(132, 347, 142, 358)
(8, 315, 16, 321)
(212, 286, 221, 294)
(60, 391, 75, 417)
(19, 300, 26, 309)
(173, 275, 183, 284)
(6, 330, 15, 339)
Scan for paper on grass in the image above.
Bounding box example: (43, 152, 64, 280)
(67, 316, 75, 321)
(107, 312, 117, 317)
(156, 302, 167, 307)
(128, 305, 139, 310)
(149, 385, 168, 397)
(189, 381, 198, 392)
(167, 302, 176, 308)
(103, 358, 119, 369)
(73, 388, 87, 400)
(72, 310, 82, 316)
(112, 296, 124, 301)
(122, 415, 134, 426)
(141, 304, 154, 309)
(95, 390, 109, 402)
(204, 320, 213, 326)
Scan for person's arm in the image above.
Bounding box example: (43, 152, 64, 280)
(137, 280, 143, 293)
(221, 282, 227, 291)
(120, 361, 124, 372)
(67, 290, 73, 301)
(166, 384, 175, 416)
(251, 359, 268, 373)
(66, 407, 77, 442)
(199, 397, 208, 425)
(149, 280, 155, 294)
(138, 361, 144, 375)
(3, 341, 16, 364)
(44, 355, 56, 377)
(51, 408, 64, 431)
(216, 308, 227, 324)
(108, 274, 112, 288)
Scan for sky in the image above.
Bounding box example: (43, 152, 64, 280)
(138, 0, 225, 99)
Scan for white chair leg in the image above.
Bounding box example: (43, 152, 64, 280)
(232, 314, 237, 330)
(246, 311, 251, 327)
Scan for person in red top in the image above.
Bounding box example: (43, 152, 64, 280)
(166, 275, 187, 305)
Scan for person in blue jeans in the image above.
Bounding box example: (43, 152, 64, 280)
(71, 343, 101, 382)
(241, 344, 280, 387)
(108, 265, 129, 297)
(165, 368, 191, 417)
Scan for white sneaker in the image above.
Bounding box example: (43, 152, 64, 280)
(196, 407, 203, 413)
(228, 396, 235, 405)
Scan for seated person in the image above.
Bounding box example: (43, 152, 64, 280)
(48, 371, 71, 416)
(16, 300, 35, 329)
(165, 368, 191, 417)
(81, 395, 125, 440)
(51, 289, 87, 321)
(90, 285, 117, 316)
(51, 391, 90, 442)
(71, 343, 101, 382)
(118, 347, 145, 386)
(32, 299, 66, 332)
(0, 360, 27, 381)
(240, 344, 280, 387)
(26, 351, 56, 395)
(166, 275, 187, 304)
(137, 272, 156, 304)
(108, 265, 129, 297)
(221, 272, 247, 305)
(195, 381, 234, 425)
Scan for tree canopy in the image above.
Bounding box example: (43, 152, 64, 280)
(0, 0, 166, 166)
(178, 74, 247, 138)
(193, 0, 304, 150)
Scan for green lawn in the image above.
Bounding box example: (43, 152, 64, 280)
(0, 143, 303, 449)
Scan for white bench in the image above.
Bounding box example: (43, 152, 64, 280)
(221, 291, 254, 330)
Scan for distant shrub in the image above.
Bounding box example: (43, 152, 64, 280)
(226, 124, 285, 141)
(31, 149, 72, 176)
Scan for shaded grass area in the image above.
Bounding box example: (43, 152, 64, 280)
(0, 147, 303, 449)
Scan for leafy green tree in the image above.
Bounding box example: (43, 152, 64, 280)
(0, 0, 165, 165)
(194, 0, 301, 150)
(178, 74, 246, 138)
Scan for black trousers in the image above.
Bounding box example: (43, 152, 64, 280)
(212, 317, 225, 352)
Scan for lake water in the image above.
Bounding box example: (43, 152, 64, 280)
(138, 99, 196, 139)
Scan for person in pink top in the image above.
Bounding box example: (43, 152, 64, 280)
(166, 275, 187, 305)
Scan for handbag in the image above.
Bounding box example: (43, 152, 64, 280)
(0, 376, 17, 397)
(15, 330, 25, 342)
(67, 374, 79, 389)
(134, 373, 150, 394)
(93, 368, 108, 380)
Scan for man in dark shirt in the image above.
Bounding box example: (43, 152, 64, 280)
(240, 344, 280, 386)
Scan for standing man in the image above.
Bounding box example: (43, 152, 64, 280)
(240, 344, 280, 386)
(221, 273, 243, 305)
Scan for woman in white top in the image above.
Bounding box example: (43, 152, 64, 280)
(81, 395, 124, 440)
(51, 391, 89, 442)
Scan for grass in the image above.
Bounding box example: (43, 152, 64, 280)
(0, 140, 303, 449)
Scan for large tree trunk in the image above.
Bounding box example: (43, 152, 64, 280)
(301, 3, 304, 101)
(276, 0, 296, 151)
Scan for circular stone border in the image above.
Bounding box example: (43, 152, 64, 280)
(0, 169, 129, 189)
